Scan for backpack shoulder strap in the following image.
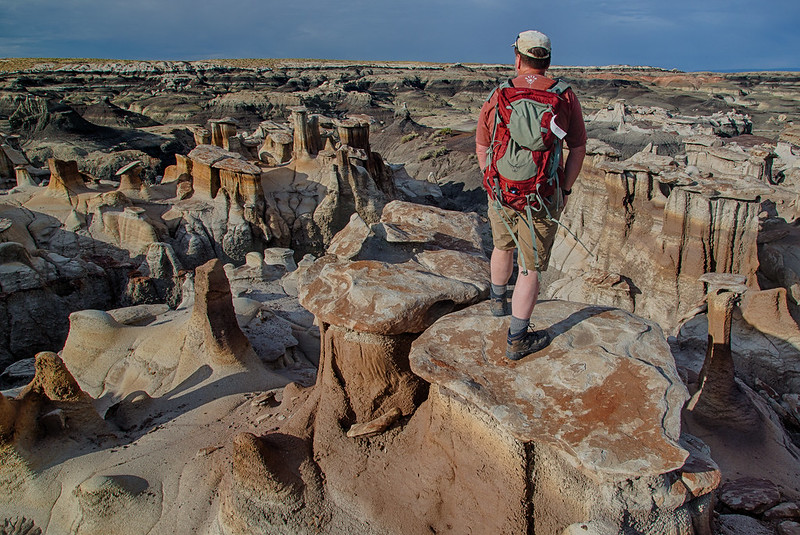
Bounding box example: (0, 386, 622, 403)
(547, 79, 571, 95)
(484, 79, 514, 103)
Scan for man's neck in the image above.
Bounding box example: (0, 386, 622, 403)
(516, 67, 548, 77)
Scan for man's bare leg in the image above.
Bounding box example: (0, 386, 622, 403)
(490, 247, 514, 286)
(511, 269, 539, 321)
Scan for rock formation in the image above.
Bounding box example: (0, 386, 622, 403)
(547, 139, 775, 331)
(0, 257, 294, 534)
(209, 200, 720, 535)
(2, 60, 800, 534)
(60, 258, 280, 399)
(0, 204, 113, 368)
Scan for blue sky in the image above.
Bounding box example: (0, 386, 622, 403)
(1, 0, 798, 71)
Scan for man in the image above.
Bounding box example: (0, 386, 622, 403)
(476, 30, 587, 360)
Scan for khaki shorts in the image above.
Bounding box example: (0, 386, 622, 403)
(488, 199, 562, 272)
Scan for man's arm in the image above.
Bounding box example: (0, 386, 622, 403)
(563, 144, 586, 192)
(476, 143, 489, 172)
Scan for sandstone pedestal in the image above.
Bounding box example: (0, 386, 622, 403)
(289, 107, 319, 160)
(186, 144, 245, 199)
(687, 273, 758, 429)
(406, 301, 714, 534)
(284, 200, 713, 534)
(210, 118, 238, 151)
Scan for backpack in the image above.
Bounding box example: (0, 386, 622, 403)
(483, 79, 571, 213)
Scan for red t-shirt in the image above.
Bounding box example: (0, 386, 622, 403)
(476, 74, 587, 158)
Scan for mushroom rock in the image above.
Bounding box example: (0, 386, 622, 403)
(213, 157, 263, 206)
(679, 277, 800, 499)
(162, 153, 193, 184)
(289, 200, 502, 531)
(335, 117, 371, 154)
(289, 107, 319, 160)
(258, 131, 292, 165)
(45, 158, 87, 199)
(263, 247, 297, 272)
(187, 144, 244, 199)
(116, 161, 143, 190)
(685, 273, 759, 429)
(298, 201, 488, 418)
(14, 165, 38, 188)
(300, 200, 488, 335)
(335, 115, 395, 199)
(210, 118, 238, 151)
(297, 300, 708, 535)
(115, 161, 158, 200)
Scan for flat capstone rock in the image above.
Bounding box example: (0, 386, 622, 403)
(409, 299, 689, 477)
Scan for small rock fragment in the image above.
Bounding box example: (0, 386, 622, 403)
(779, 521, 800, 535)
(719, 477, 782, 514)
(765, 502, 800, 521)
(347, 407, 402, 438)
(718, 514, 773, 535)
(251, 390, 280, 408)
(196, 445, 223, 457)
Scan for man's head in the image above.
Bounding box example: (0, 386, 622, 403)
(513, 30, 551, 71)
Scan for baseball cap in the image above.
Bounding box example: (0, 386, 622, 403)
(512, 30, 551, 58)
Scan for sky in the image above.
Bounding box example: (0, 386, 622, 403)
(0, 0, 798, 72)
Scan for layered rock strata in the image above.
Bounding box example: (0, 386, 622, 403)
(548, 142, 769, 331)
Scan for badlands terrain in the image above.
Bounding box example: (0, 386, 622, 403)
(0, 58, 800, 534)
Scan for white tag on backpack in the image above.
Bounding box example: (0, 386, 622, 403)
(550, 115, 567, 140)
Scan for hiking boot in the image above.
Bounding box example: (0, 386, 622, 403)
(490, 290, 509, 317)
(506, 328, 551, 361)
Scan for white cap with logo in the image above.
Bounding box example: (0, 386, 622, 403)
(512, 30, 551, 59)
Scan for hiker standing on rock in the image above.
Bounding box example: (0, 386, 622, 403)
(476, 30, 587, 360)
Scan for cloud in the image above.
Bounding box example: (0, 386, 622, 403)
(0, 0, 797, 70)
